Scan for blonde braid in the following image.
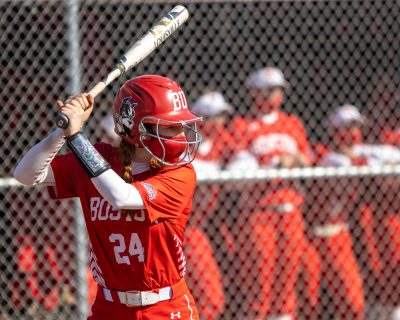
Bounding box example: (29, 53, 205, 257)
(119, 139, 163, 215)
(120, 139, 135, 216)
(120, 139, 134, 183)
(149, 157, 163, 170)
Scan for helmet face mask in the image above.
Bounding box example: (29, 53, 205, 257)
(139, 118, 202, 166)
(113, 75, 202, 165)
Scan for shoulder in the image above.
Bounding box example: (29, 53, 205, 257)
(159, 164, 196, 182)
(94, 142, 120, 163)
(94, 142, 117, 156)
(283, 112, 305, 127)
(136, 164, 196, 184)
(232, 116, 250, 129)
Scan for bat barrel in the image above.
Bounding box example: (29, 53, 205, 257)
(55, 5, 189, 129)
(121, 5, 189, 72)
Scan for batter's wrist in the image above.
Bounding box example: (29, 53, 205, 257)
(66, 131, 111, 177)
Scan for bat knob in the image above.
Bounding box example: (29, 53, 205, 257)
(56, 113, 69, 129)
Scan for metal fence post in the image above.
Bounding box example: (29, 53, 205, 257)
(66, 0, 88, 318)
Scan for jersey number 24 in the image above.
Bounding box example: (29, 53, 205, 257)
(109, 233, 144, 265)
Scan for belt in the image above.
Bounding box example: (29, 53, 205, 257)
(314, 223, 348, 238)
(100, 284, 173, 307)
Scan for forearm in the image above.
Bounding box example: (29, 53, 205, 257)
(13, 129, 65, 186)
(92, 170, 145, 210)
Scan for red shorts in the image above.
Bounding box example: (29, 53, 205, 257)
(88, 278, 199, 320)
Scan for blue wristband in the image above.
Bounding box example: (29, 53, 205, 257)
(66, 132, 111, 177)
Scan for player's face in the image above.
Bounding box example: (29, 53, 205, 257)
(152, 124, 184, 137)
(197, 114, 226, 138)
(253, 87, 284, 114)
(334, 124, 363, 147)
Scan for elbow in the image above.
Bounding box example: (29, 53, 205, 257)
(109, 197, 144, 210)
(101, 193, 130, 210)
(108, 198, 126, 210)
(13, 163, 42, 186)
(13, 166, 32, 186)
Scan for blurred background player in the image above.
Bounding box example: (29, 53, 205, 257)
(183, 91, 234, 320)
(365, 71, 400, 146)
(326, 104, 400, 320)
(306, 105, 367, 320)
(228, 67, 312, 320)
(191, 92, 234, 172)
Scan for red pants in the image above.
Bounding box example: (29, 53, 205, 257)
(237, 208, 306, 319)
(379, 214, 400, 304)
(88, 278, 199, 320)
(185, 226, 225, 320)
(310, 228, 365, 320)
(359, 203, 400, 304)
(299, 240, 321, 314)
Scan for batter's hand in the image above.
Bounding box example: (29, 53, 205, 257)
(56, 93, 94, 137)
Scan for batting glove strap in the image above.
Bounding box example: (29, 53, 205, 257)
(67, 132, 111, 178)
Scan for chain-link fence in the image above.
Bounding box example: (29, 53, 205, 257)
(1, 0, 400, 319)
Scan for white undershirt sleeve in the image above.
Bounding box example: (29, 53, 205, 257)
(13, 129, 65, 186)
(14, 128, 145, 209)
(91, 170, 145, 210)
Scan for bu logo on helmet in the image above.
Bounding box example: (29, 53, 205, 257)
(171, 90, 187, 111)
(114, 96, 138, 136)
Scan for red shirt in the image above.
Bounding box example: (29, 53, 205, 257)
(195, 124, 235, 167)
(48, 143, 196, 291)
(232, 112, 311, 207)
(233, 112, 311, 166)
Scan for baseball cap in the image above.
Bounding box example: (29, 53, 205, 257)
(327, 104, 367, 128)
(191, 92, 233, 117)
(246, 67, 286, 90)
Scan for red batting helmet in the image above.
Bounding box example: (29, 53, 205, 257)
(113, 75, 202, 165)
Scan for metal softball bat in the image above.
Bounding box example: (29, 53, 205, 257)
(56, 5, 189, 129)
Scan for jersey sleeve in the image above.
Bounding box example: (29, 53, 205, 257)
(48, 152, 82, 199)
(48, 143, 114, 199)
(133, 165, 196, 223)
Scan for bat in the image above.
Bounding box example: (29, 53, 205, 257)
(56, 5, 189, 129)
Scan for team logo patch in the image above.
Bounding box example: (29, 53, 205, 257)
(114, 96, 138, 136)
(140, 182, 157, 200)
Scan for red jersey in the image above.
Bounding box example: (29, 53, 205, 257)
(48, 143, 196, 291)
(194, 125, 234, 168)
(230, 112, 310, 207)
(233, 111, 311, 167)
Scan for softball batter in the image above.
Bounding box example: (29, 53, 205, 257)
(14, 75, 202, 320)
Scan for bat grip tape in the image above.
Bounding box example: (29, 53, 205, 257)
(66, 132, 111, 178)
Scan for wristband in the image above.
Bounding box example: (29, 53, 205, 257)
(67, 132, 111, 177)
